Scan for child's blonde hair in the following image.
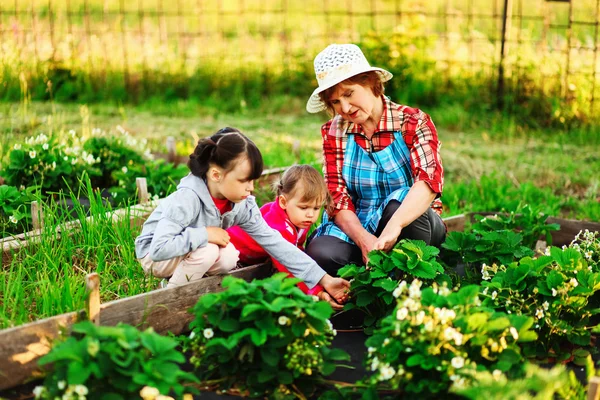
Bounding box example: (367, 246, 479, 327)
(273, 165, 331, 207)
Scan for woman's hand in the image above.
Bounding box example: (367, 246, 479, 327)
(319, 274, 351, 304)
(318, 291, 344, 311)
(207, 226, 230, 247)
(359, 232, 378, 265)
(373, 225, 402, 252)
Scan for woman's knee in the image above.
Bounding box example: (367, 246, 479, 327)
(400, 208, 446, 247)
(306, 236, 360, 275)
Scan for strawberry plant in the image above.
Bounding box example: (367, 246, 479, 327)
(338, 239, 450, 333)
(34, 321, 198, 399)
(470, 204, 560, 249)
(363, 281, 537, 398)
(481, 246, 600, 362)
(441, 230, 534, 283)
(186, 273, 349, 399)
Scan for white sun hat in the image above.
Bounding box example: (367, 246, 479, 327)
(306, 43, 393, 113)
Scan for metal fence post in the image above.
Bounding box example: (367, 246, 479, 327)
(497, 0, 513, 110)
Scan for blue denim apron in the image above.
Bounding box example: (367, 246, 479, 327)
(313, 130, 414, 244)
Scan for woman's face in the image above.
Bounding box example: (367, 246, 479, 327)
(328, 83, 379, 125)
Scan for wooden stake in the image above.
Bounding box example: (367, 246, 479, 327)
(86, 273, 100, 325)
(589, 376, 600, 400)
(136, 177, 149, 205)
(31, 201, 43, 230)
(166, 136, 176, 163)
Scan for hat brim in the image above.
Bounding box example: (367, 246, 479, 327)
(306, 68, 393, 113)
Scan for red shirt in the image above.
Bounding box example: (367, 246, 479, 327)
(322, 96, 444, 217)
(227, 200, 323, 295)
(211, 195, 232, 215)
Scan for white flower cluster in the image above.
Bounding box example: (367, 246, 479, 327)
(570, 229, 599, 267)
(481, 263, 503, 281)
(33, 383, 88, 399)
(140, 385, 192, 400)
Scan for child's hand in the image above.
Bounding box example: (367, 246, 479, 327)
(318, 274, 351, 304)
(207, 227, 230, 247)
(318, 291, 344, 311)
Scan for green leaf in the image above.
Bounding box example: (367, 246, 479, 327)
(567, 330, 591, 346)
(269, 297, 297, 312)
(219, 318, 240, 332)
(356, 291, 375, 307)
(518, 331, 538, 342)
(466, 313, 489, 330)
(257, 369, 277, 383)
(250, 329, 268, 346)
(327, 348, 351, 362)
(372, 278, 399, 292)
(406, 354, 424, 367)
(338, 264, 360, 279)
(260, 347, 280, 367)
(277, 371, 294, 385)
(546, 270, 564, 291)
(498, 348, 522, 365)
(241, 303, 266, 319)
(486, 317, 511, 331)
(67, 361, 91, 384)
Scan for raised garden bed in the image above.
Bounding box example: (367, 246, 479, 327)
(1, 212, 598, 398)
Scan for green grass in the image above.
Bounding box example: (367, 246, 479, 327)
(3, 0, 600, 128)
(0, 181, 159, 329)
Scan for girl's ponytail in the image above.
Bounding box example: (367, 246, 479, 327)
(188, 137, 218, 178)
(188, 127, 263, 180)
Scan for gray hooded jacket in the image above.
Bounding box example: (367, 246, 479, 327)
(135, 174, 326, 288)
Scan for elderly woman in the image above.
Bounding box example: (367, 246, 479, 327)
(305, 43, 446, 275)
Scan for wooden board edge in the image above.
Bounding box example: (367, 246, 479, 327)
(0, 263, 271, 391)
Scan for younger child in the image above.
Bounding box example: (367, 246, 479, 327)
(134, 127, 349, 304)
(228, 165, 343, 309)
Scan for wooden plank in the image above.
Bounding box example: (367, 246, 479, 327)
(0, 263, 271, 391)
(0, 312, 79, 390)
(2, 200, 162, 264)
(442, 213, 466, 232)
(547, 217, 600, 247)
(588, 376, 600, 400)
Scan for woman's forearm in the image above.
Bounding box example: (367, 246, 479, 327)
(333, 210, 373, 247)
(388, 181, 437, 229)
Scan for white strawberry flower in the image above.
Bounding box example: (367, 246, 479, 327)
(396, 307, 408, 320)
(203, 328, 214, 339)
(451, 356, 465, 369)
(278, 316, 290, 326)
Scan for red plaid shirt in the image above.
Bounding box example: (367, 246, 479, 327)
(322, 97, 444, 218)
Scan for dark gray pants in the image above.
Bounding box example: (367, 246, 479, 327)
(306, 201, 447, 276)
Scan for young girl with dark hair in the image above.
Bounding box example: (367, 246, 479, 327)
(135, 128, 350, 303)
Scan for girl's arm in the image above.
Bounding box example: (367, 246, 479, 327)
(238, 199, 349, 302)
(148, 191, 208, 261)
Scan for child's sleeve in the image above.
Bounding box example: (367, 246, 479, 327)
(237, 199, 326, 289)
(148, 191, 208, 261)
(272, 223, 323, 295)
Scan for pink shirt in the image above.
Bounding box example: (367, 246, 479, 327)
(228, 200, 323, 295)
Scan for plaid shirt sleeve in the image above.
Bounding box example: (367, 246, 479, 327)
(401, 107, 444, 196)
(322, 121, 356, 217)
